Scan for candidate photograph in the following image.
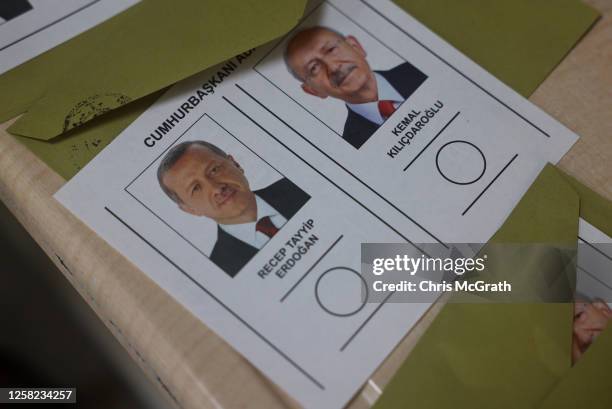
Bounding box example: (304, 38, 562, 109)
(156, 140, 310, 278)
(572, 299, 612, 364)
(282, 25, 427, 149)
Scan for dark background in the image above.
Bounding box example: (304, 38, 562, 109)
(0, 200, 172, 409)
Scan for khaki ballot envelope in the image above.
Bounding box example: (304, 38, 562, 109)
(372, 164, 612, 409)
(0, 0, 598, 179)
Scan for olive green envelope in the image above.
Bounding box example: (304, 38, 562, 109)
(372, 164, 612, 409)
(3, 0, 598, 179)
(537, 328, 612, 409)
(393, 0, 599, 98)
(535, 172, 612, 409)
(0, 0, 308, 133)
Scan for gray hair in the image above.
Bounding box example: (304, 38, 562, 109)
(283, 25, 346, 81)
(157, 140, 228, 204)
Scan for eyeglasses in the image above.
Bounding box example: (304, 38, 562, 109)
(302, 38, 344, 83)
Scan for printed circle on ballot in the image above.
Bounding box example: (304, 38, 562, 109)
(315, 267, 367, 317)
(435, 140, 486, 185)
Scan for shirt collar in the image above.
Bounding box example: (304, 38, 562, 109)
(347, 72, 404, 126)
(219, 194, 280, 247)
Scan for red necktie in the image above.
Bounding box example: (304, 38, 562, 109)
(256, 216, 279, 238)
(377, 100, 397, 120)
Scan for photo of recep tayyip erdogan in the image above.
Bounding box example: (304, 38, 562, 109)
(284, 25, 427, 149)
(157, 140, 310, 278)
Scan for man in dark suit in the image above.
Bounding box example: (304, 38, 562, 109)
(157, 140, 309, 278)
(284, 26, 427, 149)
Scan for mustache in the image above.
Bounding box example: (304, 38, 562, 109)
(330, 64, 357, 87)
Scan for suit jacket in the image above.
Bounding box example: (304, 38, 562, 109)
(210, 177, 310, 277)
(342, 61, 427, 149)
(0, 0, 32, 21)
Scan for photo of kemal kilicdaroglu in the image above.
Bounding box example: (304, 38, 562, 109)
(284, 25, 427, 149)
(157, 140, 310, 278)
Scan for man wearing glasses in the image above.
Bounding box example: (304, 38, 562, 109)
(284, 25, 427, 149)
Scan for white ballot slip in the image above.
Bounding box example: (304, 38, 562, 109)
(0, 0, 139, 75)
(577, 219, 612, 307)
(56, 0, 580, 407)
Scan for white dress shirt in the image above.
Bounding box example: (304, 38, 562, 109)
(220, 194, 287, 250)
(347, 72, 404, 125)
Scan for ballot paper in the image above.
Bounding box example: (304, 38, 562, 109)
(56, 0, 580, 407)
(577, 219, 612, 307)
(0, 0, 138, 75)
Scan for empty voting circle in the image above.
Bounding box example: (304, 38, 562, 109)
(435, 140, 486, 185)
(315, 267, 367, 317)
